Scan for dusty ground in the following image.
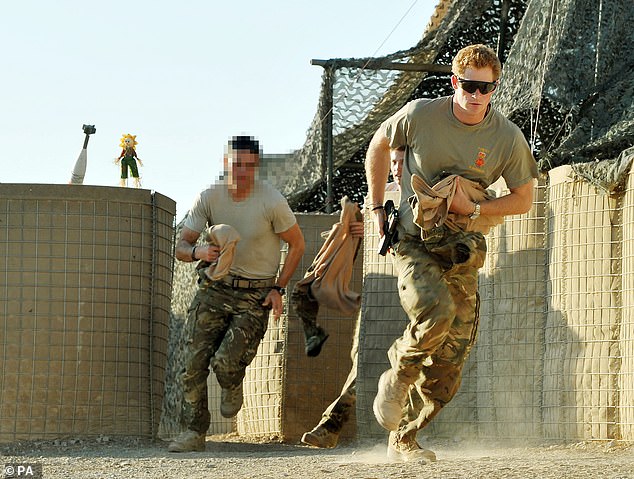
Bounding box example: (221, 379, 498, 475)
(1, 433, 633, 479)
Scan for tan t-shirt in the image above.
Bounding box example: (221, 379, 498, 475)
(185, 180, 297, 279)
(381, 96, 538, 236)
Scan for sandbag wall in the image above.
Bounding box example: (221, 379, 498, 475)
(0, 184, 175, 443)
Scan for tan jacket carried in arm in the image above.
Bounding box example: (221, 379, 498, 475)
(294, 196, 363, 316)
(202, 224, 241, 280)
(409, 173, 504, 237)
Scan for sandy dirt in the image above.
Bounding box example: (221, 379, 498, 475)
(2, 433, 633, 479)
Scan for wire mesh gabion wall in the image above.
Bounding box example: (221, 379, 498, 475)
(622, 165, 634, 441)
(542, 166, 625, 441)
(0, 184, 175, 442)
(269, 213, 362, 442)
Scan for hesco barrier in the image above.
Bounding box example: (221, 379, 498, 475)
(0, 184, 175, 443)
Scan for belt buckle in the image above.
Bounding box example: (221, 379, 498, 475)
(232, 278, 250, 289)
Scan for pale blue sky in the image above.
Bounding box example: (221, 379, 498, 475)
(1, 0, 435, 220)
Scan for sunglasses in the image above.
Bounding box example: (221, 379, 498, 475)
(457, 77, 498, 94)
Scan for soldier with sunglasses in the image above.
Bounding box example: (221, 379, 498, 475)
(365, 44, 538, 462)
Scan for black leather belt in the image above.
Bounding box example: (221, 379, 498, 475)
(219, 275, 276, 289)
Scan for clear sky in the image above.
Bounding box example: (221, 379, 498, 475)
(1, 0, 435, 220)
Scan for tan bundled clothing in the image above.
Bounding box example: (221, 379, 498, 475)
(295, 197, 363, 316)
(409, 174, 504, 237)
(202, 224, 241, 280)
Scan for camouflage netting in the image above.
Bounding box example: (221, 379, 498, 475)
(277, 0, 527, 211)
(495, 0, 634, 193)
(272, 0, 632, 212)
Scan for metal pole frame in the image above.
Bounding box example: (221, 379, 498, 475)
(313, 60, 452, 212)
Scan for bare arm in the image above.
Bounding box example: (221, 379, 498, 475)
(276, 223, 305, 288)
(365, 129, 392, 235)
(450, 178, 535, 217)
(365, 129, 392, 207)
(175, 226, 220, 263)
(263, 223, 305, 320)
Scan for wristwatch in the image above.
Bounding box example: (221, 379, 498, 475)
(469, 202, 481, 220)
(272, 285, 286, 296)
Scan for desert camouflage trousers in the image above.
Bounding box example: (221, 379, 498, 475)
(317, 312, 360, 433)
(290, 286, 322, 341)
(180, 277, 272, 434)
(389, 229, 486, 438)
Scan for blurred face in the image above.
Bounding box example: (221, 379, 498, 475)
(390, 149, 404, 187)
(226, 149, 259, 189)
(451, 66, 497, 124)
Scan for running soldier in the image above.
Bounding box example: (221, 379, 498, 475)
(168, 135, 305, 453)
(366, 44, 538, 462)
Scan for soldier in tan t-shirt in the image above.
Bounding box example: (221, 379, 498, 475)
(168, 136, 305, 453)
(365, 44, 539, 462)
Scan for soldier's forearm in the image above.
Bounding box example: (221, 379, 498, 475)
(277, 245, 304, 288)
(365, 132, 391, 207)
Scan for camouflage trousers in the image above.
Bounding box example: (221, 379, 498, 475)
(290, 286, 322, 341)
(317, 312, 361, 433)
(180, 277, 272, 434)
(388, 229, 486, 438)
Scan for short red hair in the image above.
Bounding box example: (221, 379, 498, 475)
(452, 44, 502, 80)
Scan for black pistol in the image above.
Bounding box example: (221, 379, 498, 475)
(378, 200, 399, 256)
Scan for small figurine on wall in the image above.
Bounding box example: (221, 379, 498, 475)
(115, 133, 143, 187)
